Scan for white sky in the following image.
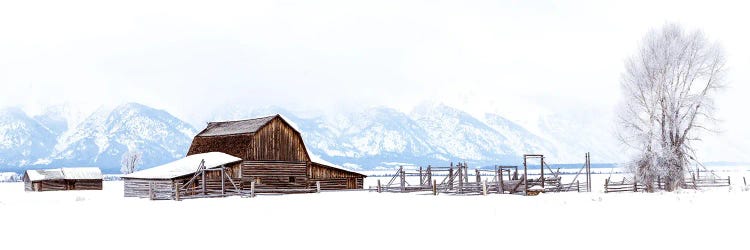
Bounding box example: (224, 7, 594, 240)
(1, 0, 749, 157)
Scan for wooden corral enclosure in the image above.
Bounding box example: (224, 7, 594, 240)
(376, 153, 593, 196)
(23, 167, 103, 192)
(187, 115, 365, 193)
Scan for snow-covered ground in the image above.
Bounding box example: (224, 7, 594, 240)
(1, 171, 749, 250)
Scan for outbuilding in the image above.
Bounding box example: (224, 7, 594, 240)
(23, 167, 103, 191)
(122, 152, 242, 199)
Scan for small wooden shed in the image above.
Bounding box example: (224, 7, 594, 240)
(23, 167, 103, 191)
(187, 115, 366, 192)
(122, 152, 243, 199)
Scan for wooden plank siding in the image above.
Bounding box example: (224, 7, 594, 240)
(37, 180, 68, 191)
(241, 161, 310, 192)
(24, 179, 103, 192)
(66, 180, 103, 190)
(248, 117, 309, 162)
(124, 179, 176, 200)
(309, 162, 365, 190)
(187, 134, 252, 159)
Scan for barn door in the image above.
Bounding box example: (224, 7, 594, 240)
(346, 178, 355, 189)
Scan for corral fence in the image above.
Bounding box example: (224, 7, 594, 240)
(605, 172, 731, 193)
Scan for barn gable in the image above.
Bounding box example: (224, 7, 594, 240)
(187, 115, 310, 162)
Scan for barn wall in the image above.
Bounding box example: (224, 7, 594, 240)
(249, 118, 309, 162)
(186, 134, 252, 159)
(241, 161, 309, 192)
(39, 180, 68, 191)
(308, 163, 365, 190)
(24, 180, 32, 191)
(68, 180, 103, 190)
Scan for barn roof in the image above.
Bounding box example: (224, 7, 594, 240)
(24, 167, 103, 181)
(123, 152, 242, 180)
(196, 115, 277, 137)
(25, 169, 65, 181)
(310, 155, 367, 177)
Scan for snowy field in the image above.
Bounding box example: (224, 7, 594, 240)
(1, 171, 749, 250)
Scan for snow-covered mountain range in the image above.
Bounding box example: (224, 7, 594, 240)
(0, 103, 196, 173)
(0, 102, 622, 173)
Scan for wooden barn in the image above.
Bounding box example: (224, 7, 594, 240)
(23, 167, 103, 192)
(187, 115, 366, 193)
(122, 152, 243, 199)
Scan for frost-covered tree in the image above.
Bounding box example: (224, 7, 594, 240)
(617, 23, 726, 192)
(120, 150, 143, 175)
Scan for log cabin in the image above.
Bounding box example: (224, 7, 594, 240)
(23, 167, 103, 191)
(187, 115, 365, 193)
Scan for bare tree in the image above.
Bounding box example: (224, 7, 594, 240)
(120, 150, 143, 175)
(617, 23, 726, 192)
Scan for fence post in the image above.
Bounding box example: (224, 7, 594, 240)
(448, 163, 454, 190)
(499, 169, 504, 194)
(482, 179, 487, 196)
(174, 183, 180, 201)
(576, 180, 580, 192)
(377, 179, 381, 193)
(658, 176, 661, 189)
(399, 166, 405, 192)
(604, 178, 609, 193)
(149, 182, 155, 200)
(693, 175, 698, 190)
(316, 181, 321, 193)
(476, 169, 481, 184)
(419, 166, 423, 187)
(744, 177, 747, 186)
(250, 181, 256, 198)
(432, 180, 437, 196)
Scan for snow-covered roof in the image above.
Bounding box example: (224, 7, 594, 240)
(309, 153, 366, 177)
(61, 167, 102, 180)
(25, 169, 65, 181)
(123, 152, 242, 180)
(24, 167, 102, 181)
(197, 115, 277, 137)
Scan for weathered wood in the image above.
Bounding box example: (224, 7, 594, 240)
(540, 155, 545, 189)
(377, 179, 381, 193)
(427, 165, 432, 187)
(448, 163, 454, 190)
(316, 181, 321, 193)
(174, 183, 181, 201)
(523, 157, 528, 196)
(419, 166, 423, 187)
(458, 164, 464, 193)
(498, 167, 504, 194)
(251, 181, 256, 197)
(432, 180, 437, 195)
(400, 166, 405, 192)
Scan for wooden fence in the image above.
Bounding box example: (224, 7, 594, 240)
(605, 175, 731, 193)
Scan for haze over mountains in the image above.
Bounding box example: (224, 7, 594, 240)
(0, 102, 630, 173)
